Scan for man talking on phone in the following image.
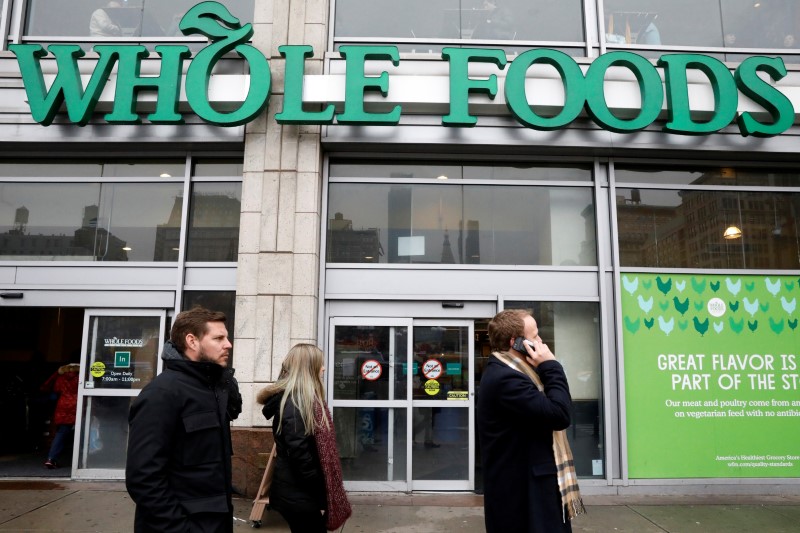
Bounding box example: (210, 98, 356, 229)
(477, 309, 585, 533)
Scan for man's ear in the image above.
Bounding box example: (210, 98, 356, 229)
(185, 333, 198, 350)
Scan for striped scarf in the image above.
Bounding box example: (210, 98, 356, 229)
(313, 400, 352, 531)
(493, 351, 586, 521)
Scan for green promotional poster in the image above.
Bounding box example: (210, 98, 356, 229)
(621, 273, 800, 478)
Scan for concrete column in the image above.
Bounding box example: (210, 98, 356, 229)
(238, 0, 328, 420)
(232, 0, 329, 496)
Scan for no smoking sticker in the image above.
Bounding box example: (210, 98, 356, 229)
(361, 359, 382, 381)
(422, 359, 443, 380)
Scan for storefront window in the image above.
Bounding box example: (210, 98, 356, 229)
(503, 300, 603, 478)
(617, 188, 800, 269)
(334, 0, 584, 43)
(603, 0, 799, 49)
(24, 0, 254, 38)
(0, 182, 183, 261)
(0, 160, 183, 178)
(330, 162, 591, 182)
(615, 167, 800, 187)
(185, 182, 242, 262)
(327, 183, 596, 266)
(193, 160, 244, 177)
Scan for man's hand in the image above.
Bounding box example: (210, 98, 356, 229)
(523, 339, 556, 368)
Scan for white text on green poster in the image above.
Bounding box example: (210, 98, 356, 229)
(621, 273, 799, 478)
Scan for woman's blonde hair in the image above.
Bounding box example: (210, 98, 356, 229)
(261, 343, 327, 435)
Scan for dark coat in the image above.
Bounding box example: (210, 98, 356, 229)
(261, 392, 327, 514)
(477, 357, 573, 533)
(126, 341, 235, 533)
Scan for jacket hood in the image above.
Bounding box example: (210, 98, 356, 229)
(58, 363, 80, 374)
(161, 340, 186, 361)
(256, 383, 282, 406)
(260, 389, 283, 421)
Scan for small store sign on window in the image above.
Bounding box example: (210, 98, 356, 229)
(115, 351, 131, 369)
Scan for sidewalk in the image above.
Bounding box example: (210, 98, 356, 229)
(1, 481, 799, 532)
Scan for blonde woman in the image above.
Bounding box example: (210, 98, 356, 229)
(257, 344, 351, 532)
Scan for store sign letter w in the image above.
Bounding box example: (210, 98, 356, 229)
(10, 1, 270, 127)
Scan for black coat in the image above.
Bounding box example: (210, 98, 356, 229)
(126, 342, 235, 533)
(477, 357, 573, 533)
(261, 392, 327, 514)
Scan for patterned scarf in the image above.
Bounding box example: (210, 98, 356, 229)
(493, 351, 586, 521)
(313, 400, 352, 531)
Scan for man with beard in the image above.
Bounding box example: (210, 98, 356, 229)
(126, 306, 240, 532)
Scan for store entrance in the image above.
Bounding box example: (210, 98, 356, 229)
(0, 306, 167, 479)
(0, 307, 84, 477)
(328, 314, 493, 492)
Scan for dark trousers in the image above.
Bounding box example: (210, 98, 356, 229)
(277, 509, 326, 533)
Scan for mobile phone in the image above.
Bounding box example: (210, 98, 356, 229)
(512, 337, 533, 354)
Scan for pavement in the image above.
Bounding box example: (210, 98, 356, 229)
(1, 481, 799, 532)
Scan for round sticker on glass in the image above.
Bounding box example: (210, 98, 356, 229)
(424, 379, 440, 396)
(422, 359, 443, 380)
(707, 297, 726, 318)
(90, 361, 106, 378)
(361, 359, 382, 381)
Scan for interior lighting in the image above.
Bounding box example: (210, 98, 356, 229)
(122, 246, 133, 251)
(753, 2, 761, 7)
(160, 173, 172, 178)
(723, 225, 743, 239)
(436, 175, 448, 180)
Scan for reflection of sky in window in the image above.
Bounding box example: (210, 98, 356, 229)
(329, 183, 594, 265)
(0, 183, 182, 260)
(0, 184, 100, 230)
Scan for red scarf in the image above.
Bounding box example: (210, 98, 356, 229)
(313, 401, 352, 531)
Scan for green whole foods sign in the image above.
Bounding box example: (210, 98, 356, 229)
(621, 273, 800, 478)
(9, 1, 795, 137)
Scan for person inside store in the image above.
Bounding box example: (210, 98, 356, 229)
(40, 363, 79, 469)
(125, 306, 241, 533)
(257, 344, 351, 533)
(477, 309, 585, 532)
(89, 1, 123, 37)
(471, 0, 517, 40)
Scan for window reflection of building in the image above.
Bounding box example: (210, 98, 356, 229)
(327, 212, 383, 263)
(156, 193, 240, 262)
(0, 203, 128, 260)
(617, 171, 800, 269)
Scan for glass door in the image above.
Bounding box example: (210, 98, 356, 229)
(410, 321, 474, 491)
(72, 309, 166, 479)
(329, 317, 474, 491)
(329, 318, 411, 491)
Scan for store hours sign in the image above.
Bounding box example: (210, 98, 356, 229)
(621, 273, 800, 478)
(10, 1, 796, 137)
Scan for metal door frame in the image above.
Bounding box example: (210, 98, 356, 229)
(71, 308, 167, 480)
(328, 317, 475, 491)
(410, 319, 475, 491)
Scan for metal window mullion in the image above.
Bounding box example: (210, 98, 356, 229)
(595, 158, 614, 485)
(8, 0, 24, 45)
(607, 158, 630, 484)
(174, 153, 192, 314)
(596, 0, 607, 56)
(1, 0, 10, 50)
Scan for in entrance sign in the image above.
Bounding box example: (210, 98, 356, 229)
(9, 1, 795, 137)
